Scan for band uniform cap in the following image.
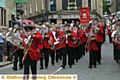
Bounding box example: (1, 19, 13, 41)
(41, 25, 46, 28)
(15, 28, 21, 32)
(73, 24, 78, 27)
(24, 25, 35, 31)
(8, 28, 13, 31)
(65, 24, 70, 27)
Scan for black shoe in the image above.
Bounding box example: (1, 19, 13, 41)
(56, 61, 59, 63)
(72, 63, 75, 65)
(98, 62, 101, 65)
(94, 66, 97, 68)
(39, 67, 44, 70)
(116, 60, 119, 63)
(45, 67, 48, 69)
(69, 66, 72, 68)
(76, 60, 78, 62)
(52, 64, 54, 66)
(61, 65, 65, 69)
(88, 66, 92, 69)
(19, 68, 23, 70)
(12, 67, 17, 71)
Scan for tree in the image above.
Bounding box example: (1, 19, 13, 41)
(103, 0, 113, 14)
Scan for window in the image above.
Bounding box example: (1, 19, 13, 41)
(50, 0, 56, 12)
(4, 10, 6, 26)
(88, 0, 91, 10)
(106, 0, 111, 5)
(42, 0, 44, 10)
(30, 0, 32, 14)
(62, 0, 82, 11)
(1, 9, 3, 26)
(36, 0, 38, 12)
(24, 3, 27, 15)
(0, 9, 6, 26)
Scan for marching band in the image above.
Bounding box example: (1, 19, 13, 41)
(4, 17, 120, 76)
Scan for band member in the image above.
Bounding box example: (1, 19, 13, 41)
(6, 28, 14, 61)
(23, 25, 42, 76)
(12, 28, 24, 71)
(93, 18, 104, 65)
(49, 25, 60, 66)
(87, 27, 98, 68)
(61, 24, 77, 68)
(56, 26, 62, 63)
(106, 21, 112, 43)
(101, 19, 106, 43)
(112, 21, 120, 63)
(72, 24, 80, 63)
(39, 25, 50, 69)
(112, 37, 118, 63)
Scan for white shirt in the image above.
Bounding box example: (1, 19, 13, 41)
(66, 34, 68, 44)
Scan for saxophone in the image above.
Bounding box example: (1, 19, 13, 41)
(22, 36, 33, 63)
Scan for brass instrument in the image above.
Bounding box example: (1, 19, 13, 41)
(48, 39, 55, 50)
(65, 30, 72, 36)
(85, 34, 95, 49)
(73, 38, 80, 46)
(85, 26, 96, 49)
(22, 36, 33, 63)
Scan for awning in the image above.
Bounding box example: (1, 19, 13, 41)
(0, 0, 5, 8)
(15, 0, 27, 3)
(11, 10, 16, 15)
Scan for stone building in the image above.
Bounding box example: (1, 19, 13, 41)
(0, 0, 16, 29)
(22, 0, 103, 24)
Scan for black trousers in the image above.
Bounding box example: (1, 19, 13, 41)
(113, 44, 117, 60)
(61, 44, 73, 67)
(56, 49, 62, 62)
(78, 44, 83, 59)
(97, 42, 102, 63)
(89, 50, 97, 67)
(115, 47, 120, 61)
(40, 48, 49, 68)
(76, 46, 80, 61)
(50, 52, 55, 65)
(103, 34, 106, 42)
(6, 41, 13, 56)
(13, 49, 23, 69)
(83, 42, 87, 54)
(24, 55, 37, 75)
(108, 34, 112, 43)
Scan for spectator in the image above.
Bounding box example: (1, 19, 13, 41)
(0, 29, 5, 62)
(12, 17, 21, 29)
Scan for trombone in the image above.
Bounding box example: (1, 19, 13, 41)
(85, 34, 95, 49)
(85, 27, 96, 49)
(22, 36, 33, 63)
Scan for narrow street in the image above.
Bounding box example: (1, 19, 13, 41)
(0, 36, 120, 80)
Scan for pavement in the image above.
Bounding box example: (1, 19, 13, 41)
(0, 61, 13, 67)
(0, 36, 120, 80)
